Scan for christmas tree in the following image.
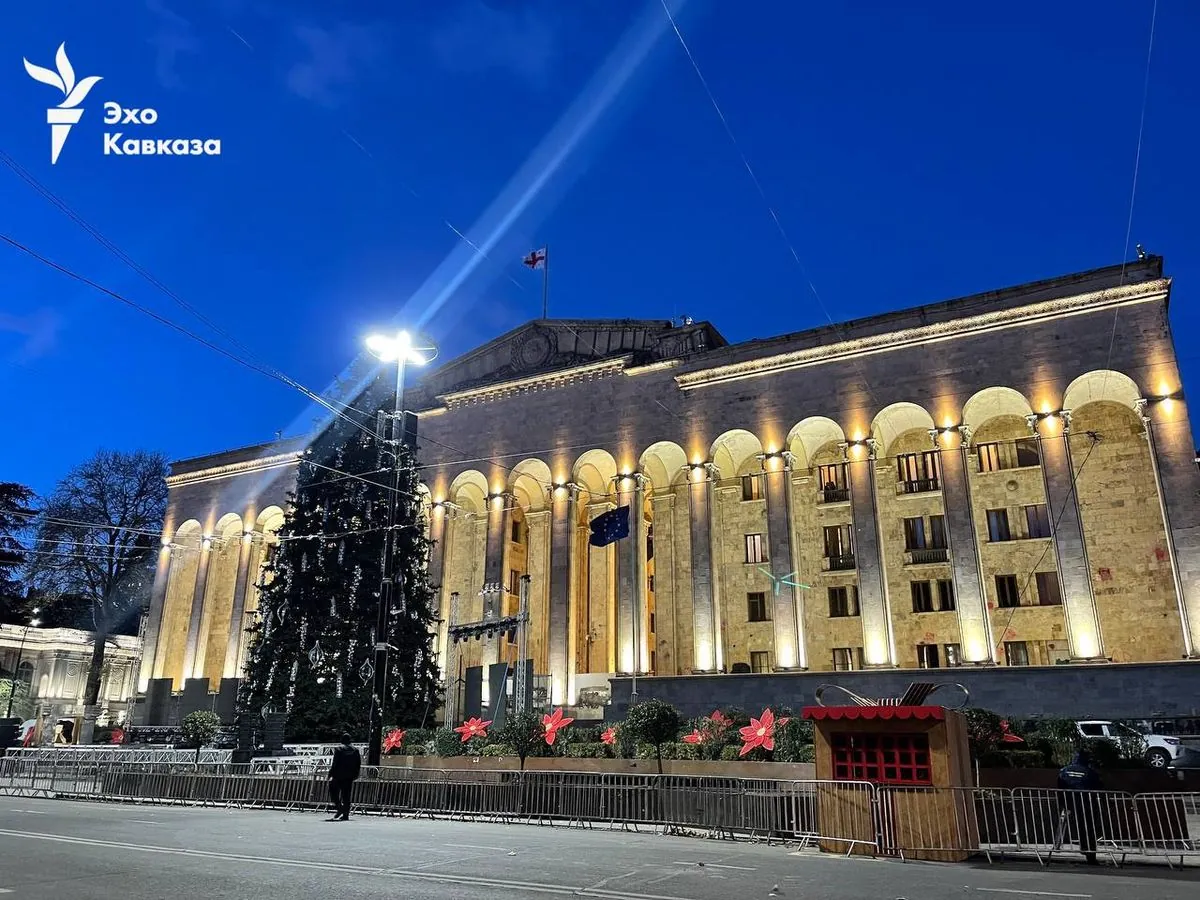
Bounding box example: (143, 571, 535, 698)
(238, 390, 440, 742)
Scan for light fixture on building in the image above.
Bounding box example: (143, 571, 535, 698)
(160, 533, 172, 547)
(243, 530, 255, 544)
(201, 535, 213, 550)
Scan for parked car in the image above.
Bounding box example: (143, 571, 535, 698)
(1167, 746, 1200, 772)
(1077, 719, 1182, 768)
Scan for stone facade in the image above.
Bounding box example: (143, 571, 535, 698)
(139, 259, 1200, 719)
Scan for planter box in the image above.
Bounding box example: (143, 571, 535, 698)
(382, 754, 816, 780)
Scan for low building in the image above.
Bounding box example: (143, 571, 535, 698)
(0, 624, 139, 724)
(136, 256, 1200, 721)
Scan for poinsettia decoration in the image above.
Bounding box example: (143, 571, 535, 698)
(110, 726, 125, 745)
(682, 728, 705, 744)
(600, 726, 617, 746)
(709, 710, 733, 728)
(542, 707, 574, 745)
(454, 717, 492, 742)
(383, 728, 406, 753)
(739, 708, 778, 757)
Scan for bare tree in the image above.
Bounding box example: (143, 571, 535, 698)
(27, 450, 167, 742)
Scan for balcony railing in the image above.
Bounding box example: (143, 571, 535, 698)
(824, 553, 856, 572)
(898, 478, 940, 495)
(906, 548, 949, 565)
(819, 487, 850, 504)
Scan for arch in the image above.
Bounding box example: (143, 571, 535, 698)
(199, 513, 243, 685)
(448, 469, 489, 514)
(639, 441, 688, 490)
(156, 519, 202, 685)
(572, 449, 618, 497)
(1063, 370, 1142, 412)
(507, 458, 552, 511)
(709, 429, 764, 477)
(255, 506, 285, 534)
(171, 519, 203, 544)
(786, 416, 847, 469)
(871, 402, 936, 456)
(962, 387, 1034, 433)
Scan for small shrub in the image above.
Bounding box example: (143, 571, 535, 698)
(1025, 717, 1080, 767)
(624, 699, 682, 773)
(563, 742, 608, 759)
(719, 745, 742, 761)
(479, 743, 514, 757)
(774, 718, 813, 763)
(963, 708, 1005, 759)
(499, 711, 550, 769)
(431, 728, 465, 758)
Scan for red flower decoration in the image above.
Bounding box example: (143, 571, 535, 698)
(1000, 720, 1024, 744)
(541, 707, 575, 745)
(454, 717, 492, 742)
(383, 728, 406, 753)
(738, 708, 777, 757)
(110, 726, 125, 745)
(600, 726, 617, 746)
(682, 728, 705, 744)
(710, 710, 732, 728)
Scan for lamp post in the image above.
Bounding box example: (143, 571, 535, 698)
(364, 329, 437, 766)
(5, 608, 41, 719)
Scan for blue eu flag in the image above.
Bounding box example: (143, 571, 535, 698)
(589, 505, 630, 547)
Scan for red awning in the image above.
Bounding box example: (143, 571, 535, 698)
(801, 705, 947, 721)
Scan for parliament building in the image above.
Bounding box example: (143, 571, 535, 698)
(136, 256, 1200, 722)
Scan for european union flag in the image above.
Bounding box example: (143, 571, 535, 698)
(589, 505, 630, 547)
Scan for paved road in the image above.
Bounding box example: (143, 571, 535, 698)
(0, 797, 1197, 899)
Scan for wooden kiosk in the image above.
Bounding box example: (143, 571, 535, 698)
(802, 682, 977, 861)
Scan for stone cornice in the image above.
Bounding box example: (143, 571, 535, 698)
(675, 279, 1170, 391)
(436, 356, 630, 409)
(165, 452, 302, 487)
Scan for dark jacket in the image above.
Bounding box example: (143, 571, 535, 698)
(329, 744, 362, 782)
(1057, 755, 1102, 791)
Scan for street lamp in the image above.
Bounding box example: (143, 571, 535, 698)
(5, 608, 41, 719)
(364, 329, 437, 766)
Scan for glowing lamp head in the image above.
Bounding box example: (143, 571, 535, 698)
(201, 535, 212, 550)
(30, 618, 41, 627)
(365, 330, 434, 366)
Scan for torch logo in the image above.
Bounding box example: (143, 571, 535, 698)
(23, 43, 102, 164)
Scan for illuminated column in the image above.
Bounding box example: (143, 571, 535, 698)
(615, 472, 648, 675)
(1136, 398, 1200, 657)
(1028, 411, 1103, 660)
(426, 502, 451, 675)
(843, 440, 894, 667)
(547, 483, 577, 705)
(137, 540, 174, 693)
(221, 530, 256, 679)
(763, 452, 802, 670)
(180, 535, 214, 680)
(481, 491, 513, 665)
(688, 462, 721, 672)
(932, 426, 995, 664)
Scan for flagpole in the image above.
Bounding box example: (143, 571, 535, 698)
(541, 245, 549, 319)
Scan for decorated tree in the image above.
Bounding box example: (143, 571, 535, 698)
(238, 391, 440, 742)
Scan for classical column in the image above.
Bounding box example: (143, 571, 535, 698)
(1028, 411, 1103, 660)
(688, 462, 721, 672)
(547, 483, 577, 705)
(221, 531, 256, 679)
(481, 492, 513, 667)
(427, 502, 451, 672)
(614, 473, 648, 675)
(1136, 398, 1200, 657)
(843, 440, 894, 667)
(137, 542, 174, 693)
(932, 426, 995, 664)
(763, 452, 803, 670)
(180, 538, 214, 681)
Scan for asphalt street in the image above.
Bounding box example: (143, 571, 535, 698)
(0, 797, 1197, 900)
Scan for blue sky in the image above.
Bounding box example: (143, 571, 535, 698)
(2, 1, 1197, 497)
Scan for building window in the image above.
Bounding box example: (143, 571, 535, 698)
(744, 533, 767, 564)
(987, 508, 1012, 542)
(930, 515, 947, 548)
(977, 439, 1041, 473)
(824, 524, 854, 569)
(1005, 641, 1030, 667)
(903, 516, 927, 551)
(511, 519, 523, 544)
(828, 585, 859, 618)
(741, 473, 764, 501)
(509, 569, 521, 597)
(818, 463, 849, 503)
(747, 591, 770, 622)
(917, 644, 940, 669)
(995, 574, 1020, 608)
(897, 451, 940, 493)
(1025, 504, 1051, 539)
(649, 612, 656, 634)
(936, 579, 956, 612)
(832, 647, 864, 671)
(750, 650, 771, 673)
(1035, 571, 1062, 606)
(944, 643, 961, 667)
(911, 580, 934, 613)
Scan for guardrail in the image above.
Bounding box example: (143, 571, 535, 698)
(1, 758, 1196, 866)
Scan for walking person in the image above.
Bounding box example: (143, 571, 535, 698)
(1057, 748, 1103, 864)
(328, 733, 362, 821)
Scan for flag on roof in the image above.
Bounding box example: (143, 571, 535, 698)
(523, 247, 547, 269)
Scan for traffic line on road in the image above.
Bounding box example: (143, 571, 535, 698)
(976, 890, 1091, 898)
(0, 829, 703, 900)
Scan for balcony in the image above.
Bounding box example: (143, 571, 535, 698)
(823, 553, 856, 572)
(819, 486, 850, 504)
(898, 477, 940, 495)
(906, 548, 949, 565)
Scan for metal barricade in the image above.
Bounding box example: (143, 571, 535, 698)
(1134, 792, 1200, 867)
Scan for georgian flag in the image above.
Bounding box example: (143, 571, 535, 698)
(523, 247, 547, 269)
